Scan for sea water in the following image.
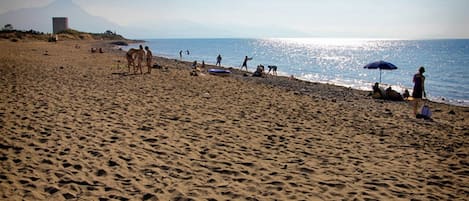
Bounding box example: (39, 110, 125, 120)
(128, 38, 469, 106)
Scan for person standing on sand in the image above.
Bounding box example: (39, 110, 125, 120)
(241, 56, 252, 71)
(179, 50, 183, 59)
(145, 46, 152, 74)
(216, 54, 222, 66)
(135, 45, 145, 74)
(412, 66, 426, 116)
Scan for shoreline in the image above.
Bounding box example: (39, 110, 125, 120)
(122, 39, 469, 108)
(1, 39, 468, 200)
(120, 41, 468, 109)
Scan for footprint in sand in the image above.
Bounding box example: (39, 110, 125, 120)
(96, 169, 107, 177)
(44, 186, 59, 195)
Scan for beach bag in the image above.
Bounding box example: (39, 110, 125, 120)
(421, 105, 432, 119)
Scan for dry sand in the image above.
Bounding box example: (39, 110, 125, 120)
(0, 40, 468, 201)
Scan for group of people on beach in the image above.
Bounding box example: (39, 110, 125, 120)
(186, 53, 279, 78)
(240, 55, 277, 76)
(371, 83, 404, 101)
(127, 45, 429, 119)
(126, 45, 153, 74)
(252, 64, 278, 77)
(370, 66, 429, 119)
(128, 44, 427, 118)
(177, 49, 276, 76)
(236, 54, 428, 119)
(179, 50, 190, 59)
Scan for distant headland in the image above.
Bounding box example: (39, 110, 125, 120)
(0, 27, 142, 44)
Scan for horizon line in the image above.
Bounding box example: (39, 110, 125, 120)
(131, 36, 469, 40)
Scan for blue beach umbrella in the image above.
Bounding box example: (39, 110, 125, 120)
(363, 60, 398, 83)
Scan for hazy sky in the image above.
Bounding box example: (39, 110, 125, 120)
(1, 0, 468, 38)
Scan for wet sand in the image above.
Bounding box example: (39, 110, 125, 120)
(0, 40, 468, 201)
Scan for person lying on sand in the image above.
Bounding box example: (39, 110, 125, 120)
(385, 86, 404, 101)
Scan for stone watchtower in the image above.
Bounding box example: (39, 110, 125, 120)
(52, 17, 68, 34)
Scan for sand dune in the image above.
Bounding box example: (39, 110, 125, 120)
(0, 40, 468, 201)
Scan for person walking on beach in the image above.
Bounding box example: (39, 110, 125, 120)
(145, 46, 152, 74)
(179, 50, 183, 59)
(216, 54, 222, 66)
(412, 66, 426, 116)
(241, 56, 252, 71)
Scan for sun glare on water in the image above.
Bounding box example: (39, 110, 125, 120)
(271, 37, 379, 46)
(265, 37, 403, 51)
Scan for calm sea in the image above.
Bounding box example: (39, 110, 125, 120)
(128, 38, 469, 106)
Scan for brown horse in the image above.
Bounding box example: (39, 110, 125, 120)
(126, 48, 138, 73)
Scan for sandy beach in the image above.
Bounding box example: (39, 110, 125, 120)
(1, 39, 468, 201)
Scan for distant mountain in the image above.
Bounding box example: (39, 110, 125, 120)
(0, 0, 121, 34)
(0, 0, 307, 38)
